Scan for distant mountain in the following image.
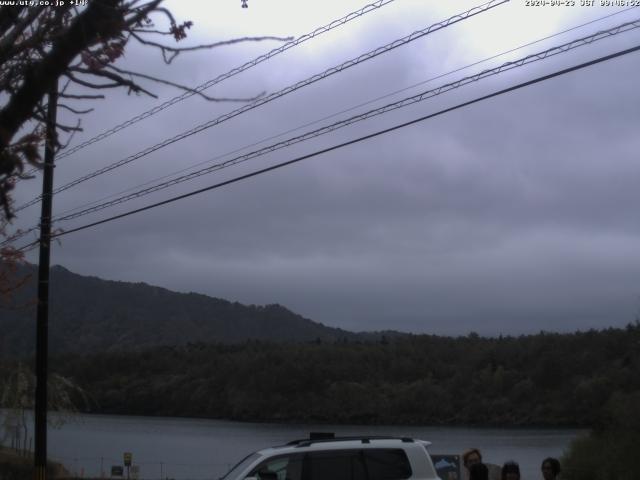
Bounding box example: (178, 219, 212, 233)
(0, 263, 389, 358)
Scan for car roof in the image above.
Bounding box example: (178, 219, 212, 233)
(256, 436, 432, 457)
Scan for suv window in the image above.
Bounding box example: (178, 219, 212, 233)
(363, 449, 412, 480)
(248, 453, 304, 480)
(306, 450, 366, 480)
(246, 447, 413, 480)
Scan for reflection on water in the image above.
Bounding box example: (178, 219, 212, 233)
(4, 412, 582, 479)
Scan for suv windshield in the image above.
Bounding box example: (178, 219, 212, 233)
(219, 452, 261, 480)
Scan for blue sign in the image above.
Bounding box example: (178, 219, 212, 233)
(432, 454, 461, 480)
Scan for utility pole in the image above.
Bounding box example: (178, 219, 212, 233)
(34, 82, 57, 480)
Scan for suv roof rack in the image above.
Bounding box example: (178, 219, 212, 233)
(286, 435, 415, 448)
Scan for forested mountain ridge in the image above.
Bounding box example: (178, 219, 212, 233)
(0, 264, 376, 357)
(2, 264, 639, 428)
(40, 323, 640, 427)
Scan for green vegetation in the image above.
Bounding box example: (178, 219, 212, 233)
(0, 446, 68, 480)
(2, 324, 637, 478)
(0, 362, 89, 453)
(11, 322, 634, 427)
(562, 391, 640, 480)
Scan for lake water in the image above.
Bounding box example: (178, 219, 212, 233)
(7, 413, 583, 480)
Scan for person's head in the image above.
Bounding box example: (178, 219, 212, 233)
(541, 457, 561, 480)
(501, 461, 520, 480)
(463, 448, 483, 469)
(469, 462, 489, 480)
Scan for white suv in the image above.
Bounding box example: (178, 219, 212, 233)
(219, 434, 441, 480)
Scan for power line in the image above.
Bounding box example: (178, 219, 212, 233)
(54, 0, 399, 161)
(14, 0, 508, 214)
(46, 19, 640, 224)
(48, 6, 638, 222)
(16, 42, 638, 251)
(6, 16, 639, 248)
(19, 0, 400, 181)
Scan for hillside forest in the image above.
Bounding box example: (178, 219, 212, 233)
(2, 324, 632, 427)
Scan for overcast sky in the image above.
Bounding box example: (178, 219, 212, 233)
(12, 0, 640, 335)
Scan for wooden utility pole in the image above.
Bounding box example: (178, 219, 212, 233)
(34, 82, 57, 480)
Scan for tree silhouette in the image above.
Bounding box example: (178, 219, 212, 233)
(0, 362, 89, 454)
(0, 0, 286, 220)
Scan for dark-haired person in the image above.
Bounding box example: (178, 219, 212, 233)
(469, 463, 489, 480)
(501, 461, 520, 480)
(541, 457, 561, 480)
(463, 449, 483, 470)
(462, 449, 500, 480)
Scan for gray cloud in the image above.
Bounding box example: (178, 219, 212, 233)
(12, 1, 640, 335)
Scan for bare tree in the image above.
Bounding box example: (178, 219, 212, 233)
(0, 362, 90, 454)
(0, 0, 285, 221)
(0, 222, 29, 304)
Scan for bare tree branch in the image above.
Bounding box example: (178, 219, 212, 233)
(108, 64, 265, 102)
(123, 0, 163, 29)
(55, 121, 83, 133)
(64, 71, 125, 90)
(59, 93, 106, 100)
(58, 103, 94, 115)
(0, 0, 125, 150)
(58, 119, 82, 151)
(0, 7, 46, 66)
(72, 66, 158, 97)
(0, 6, 26, 38)
(0, 0, 287, 220)
(131, 33, 295, 64)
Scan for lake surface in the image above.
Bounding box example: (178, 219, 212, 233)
(9, 413, 583, 480)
